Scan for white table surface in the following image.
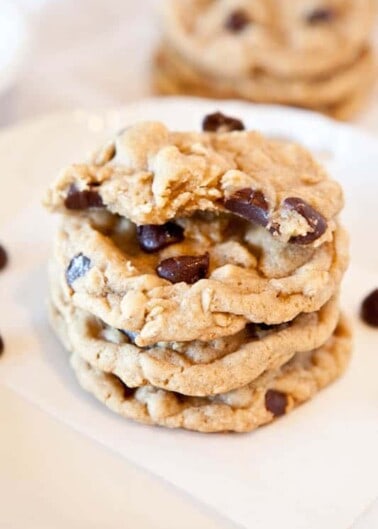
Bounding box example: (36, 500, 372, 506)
(0, 1, 377, 528)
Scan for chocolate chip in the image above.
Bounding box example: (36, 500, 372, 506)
(283, 197, 328, 245)
(137, 222, 184, 253)
(0, 335, 4, 356)
(65, 185, 104, 210)
(0, 244, 8, 271)
(225, 9, 251, 32)
(306, 7, 335, 24)
(224, 188, 269, 227)
(156, 253, 209, 284)
(265, 389, 288, 417)
(202, 111, 245, 133)
(361, 289, 378, 327)
(66, 254, 92, 286)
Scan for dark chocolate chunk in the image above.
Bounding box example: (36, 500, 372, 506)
(225, 9, 251, 32)
(0, 244, 8, 271)
(65, 184, 104, 210)
(0, 335, 4, 356)
(66, 254, 92, 286)
(283, 197, 328, 245)
(306, 7, 335, 24)
(156, 253, 209, 284)
(265, 389, 288, 417)
(137, 222, 184, 253)
(361, 289, 378, 327)
(224, 188, 269, 227)
(202, 111, 245, 133)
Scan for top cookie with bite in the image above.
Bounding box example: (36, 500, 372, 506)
(44, 111, 343, 249)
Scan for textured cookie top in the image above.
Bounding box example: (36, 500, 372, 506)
(161, 0, 375, 79)
(45, 119, 343, 248)
(51, 211, 348, 346)
(49, 263, 341, 395)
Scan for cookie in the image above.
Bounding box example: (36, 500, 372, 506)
(322, 69, 377, 120)
(51, 211, 348, 346)
(68, 316, 352, 433)
(161, 0, 375, 80)
(44, 122, 344, 246)
(49, 264, 341, 395)
(153, 43, 375, 113)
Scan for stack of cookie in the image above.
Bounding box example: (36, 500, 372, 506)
(154, 0, 376, 119)
(45, 111, 351, 433)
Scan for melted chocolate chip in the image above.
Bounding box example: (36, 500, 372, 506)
(202, 112, 245, 133)
(0, 335, 4, 356)
(137, 222, 184, 253)
(65, 185, 104, 210)
(0, 244, 8, 271)
(361, 289, 378, 327)
(66, 254, 92, 286)
(306, 7, 335, 24)
(156, 253, 209, 284)
(283, 197, 328, 245)
(265, 389, 288, 417)
(224, 188, 269, 227)
(225, 9, 251, 32)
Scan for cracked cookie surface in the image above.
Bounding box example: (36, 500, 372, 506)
(51, 211, 348, 346)
(44, 122, 344, 247)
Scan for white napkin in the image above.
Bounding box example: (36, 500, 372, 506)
(0, 101, 377, 529)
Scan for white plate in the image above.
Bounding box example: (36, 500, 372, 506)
(0, 98, 377, 529)
(0, 2, 28, 96)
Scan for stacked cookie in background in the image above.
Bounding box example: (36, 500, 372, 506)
(154, 0, 376, 120)
(44, 111, 352, 433)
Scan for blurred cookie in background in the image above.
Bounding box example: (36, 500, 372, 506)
(154, 0, 377, 120)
